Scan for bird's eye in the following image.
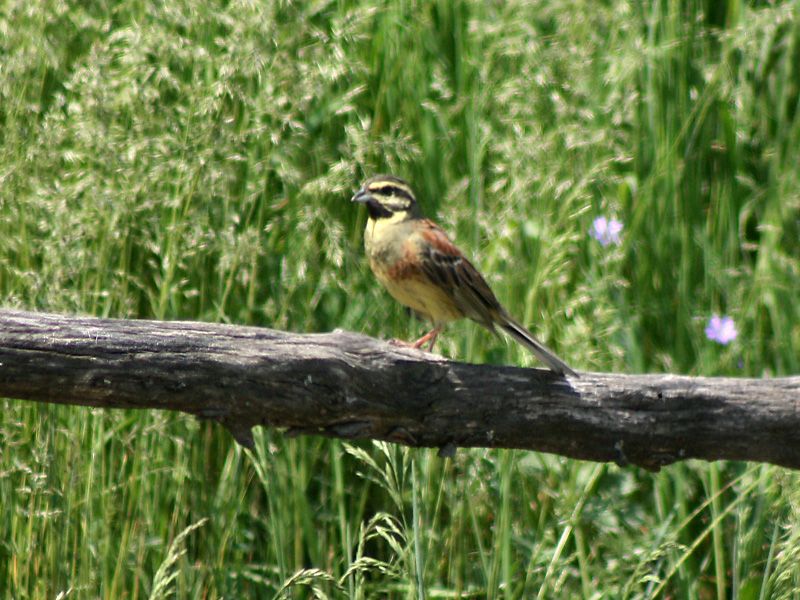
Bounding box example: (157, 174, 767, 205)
(372, 184, 413, 202)
(382, 186, 403, 197)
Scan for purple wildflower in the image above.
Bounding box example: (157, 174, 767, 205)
(705, 314, 738, 345)
(590, 216, 623, 247)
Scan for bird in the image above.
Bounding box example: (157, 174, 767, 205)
(351, 174, 578, 377)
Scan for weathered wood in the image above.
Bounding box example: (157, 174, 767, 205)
(1, 309, 798, 470)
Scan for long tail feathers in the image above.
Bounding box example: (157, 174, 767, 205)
(499, 318, 579, 377)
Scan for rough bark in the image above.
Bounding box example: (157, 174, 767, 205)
(1, 309, 798, 471)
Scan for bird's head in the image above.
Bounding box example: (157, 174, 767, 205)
(351, 175, 421, 220)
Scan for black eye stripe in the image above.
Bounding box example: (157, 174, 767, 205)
(370, 184, 414, 201)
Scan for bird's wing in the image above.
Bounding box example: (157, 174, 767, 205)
(414, 220, 577, 376)
(415, 219, 503, 329)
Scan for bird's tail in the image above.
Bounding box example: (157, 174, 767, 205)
(499, 317, 578, 377)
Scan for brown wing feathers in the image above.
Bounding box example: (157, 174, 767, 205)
(418, 223, 502, 328)
(416, 220, 578, 377)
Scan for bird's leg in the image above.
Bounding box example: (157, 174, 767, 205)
(412, 327, 441, 351)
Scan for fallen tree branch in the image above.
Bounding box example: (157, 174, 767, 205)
(0, 309, 798, 470)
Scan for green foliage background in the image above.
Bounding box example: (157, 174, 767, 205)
(1, 0, 799, 598)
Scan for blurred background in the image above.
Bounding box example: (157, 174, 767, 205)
(1, 0, 798, 597)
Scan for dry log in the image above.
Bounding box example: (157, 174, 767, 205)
(1, 309, 798, 471)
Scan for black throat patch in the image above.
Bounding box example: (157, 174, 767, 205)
(366, 199, 395, 219)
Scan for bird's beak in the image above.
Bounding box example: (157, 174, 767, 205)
(351, 188, 371, 203)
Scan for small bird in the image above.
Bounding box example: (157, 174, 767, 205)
(352, 174, 578, 377)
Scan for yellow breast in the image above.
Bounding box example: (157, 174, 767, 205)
(364, 216, 463, 325)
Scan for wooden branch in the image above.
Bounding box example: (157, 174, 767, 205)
(1, 309, 798, 471)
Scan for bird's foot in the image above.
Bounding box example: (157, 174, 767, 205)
(388, 338, 416, 348)
(388, 327, 441, 352)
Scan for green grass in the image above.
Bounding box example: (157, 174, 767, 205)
(1, 0, 799, 597)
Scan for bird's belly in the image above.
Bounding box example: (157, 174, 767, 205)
(372, 263, 463, 325)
